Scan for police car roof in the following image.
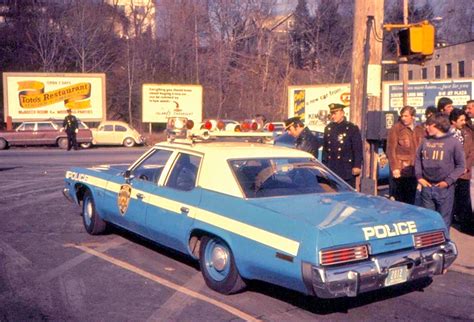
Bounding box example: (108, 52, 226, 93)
(155, 140, 311, 159)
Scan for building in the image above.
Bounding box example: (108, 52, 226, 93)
(402, 40, 473, 81)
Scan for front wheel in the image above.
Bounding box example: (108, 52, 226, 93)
(0, 138, 8, 150)
(80, 142, 92, 149)
(82, 190, 107, 235)
(123, 137, 135, 148)
(199, 236, 246, 294)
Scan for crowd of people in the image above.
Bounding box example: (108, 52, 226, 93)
(284, 97, 474, 232)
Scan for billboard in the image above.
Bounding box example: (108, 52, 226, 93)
(142, 84, 202, 124)
(382, 79, 473, 118)
(3, 72, 106, 122)
(288, 84, 351, 132)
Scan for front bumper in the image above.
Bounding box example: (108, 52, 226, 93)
(302, 241, 457, 299)
(62, 187, 75, 203)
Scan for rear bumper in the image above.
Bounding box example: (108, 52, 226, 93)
(302, 241, 457, 299)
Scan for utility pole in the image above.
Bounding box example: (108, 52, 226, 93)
(402, 0, 408, 106)
(350, 0, 385, 194)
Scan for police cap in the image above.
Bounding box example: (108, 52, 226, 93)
(328, 103, 346, 112)
(284, 116, 303, 130)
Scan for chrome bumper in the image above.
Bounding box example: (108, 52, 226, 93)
(302, 241, 457, 299)
(62, 187, 75, 203)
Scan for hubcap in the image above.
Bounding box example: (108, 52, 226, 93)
(211, 246, 228, 271)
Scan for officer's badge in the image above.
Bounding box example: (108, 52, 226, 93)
(117, 184, 132, 216)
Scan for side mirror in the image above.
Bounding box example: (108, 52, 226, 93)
(124, 170, 134, 181)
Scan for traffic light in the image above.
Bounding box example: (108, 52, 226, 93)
(398, 21, 435, 63)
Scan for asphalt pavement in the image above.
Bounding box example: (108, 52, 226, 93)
(449, 226, 474, 275)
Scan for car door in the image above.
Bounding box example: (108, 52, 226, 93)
(96, 124, 114, 144)
(15, 123, 37, 145)
(36, 122, 56, 144)
(101, 148, 174, 237)
(114, 124, 128, 145)
(145, 152, 203, 252)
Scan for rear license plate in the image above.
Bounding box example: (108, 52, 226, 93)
(385, 266, 408, 286)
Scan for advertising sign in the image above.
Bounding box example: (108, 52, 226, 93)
(3, 72, 106, 122)
(382, 79, 473, 118)
(142, 84, 202, 124)
(288, 84, 351, 132)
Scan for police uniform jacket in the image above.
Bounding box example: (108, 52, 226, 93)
(322, 119, 363, 180)
(295, 127, 320, 158)
(386, 122, 425, 177)
(63, 115, 78, 133)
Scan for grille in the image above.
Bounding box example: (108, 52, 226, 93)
(319, 245, 368, 266)
(414, 231, 445, 249)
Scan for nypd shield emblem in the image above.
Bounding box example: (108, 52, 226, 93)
(117, 184, 132, 216)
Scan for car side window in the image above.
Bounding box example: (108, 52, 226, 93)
(115, 125, 127, 132)
(19, 124, 35, 131)
(37, 123, 55, 130)
(165, 153, 201, 191)
(132, 149, 173, 184)
(103, 125, 113, 132)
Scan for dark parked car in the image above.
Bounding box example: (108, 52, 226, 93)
(0, 120, 93, 150)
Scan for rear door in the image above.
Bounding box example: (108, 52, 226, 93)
(36, 122, 57, 144)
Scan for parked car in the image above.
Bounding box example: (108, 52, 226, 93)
(90, 121, 144, 147)
(0, 120, 92, 150)
(63, 122, 456, 299)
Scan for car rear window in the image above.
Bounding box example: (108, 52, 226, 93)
(229, 157, 351, 198)
(37, 123, 55, 131)
(115, 125, 127, 132)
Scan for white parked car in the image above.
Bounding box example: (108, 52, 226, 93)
(91, 121, 144, 147)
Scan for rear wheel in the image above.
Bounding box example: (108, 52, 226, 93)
(0, 138, 8, 150)
(123, 137, 135, 148)
(82, 190, 107, 235)
(58, 137, 68, 149)
(80, 142, 92, 149)
(199, 236, 246, 294)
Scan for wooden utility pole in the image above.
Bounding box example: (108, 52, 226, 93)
(402, 0, 409, 106)
(350, 0, 385, 194)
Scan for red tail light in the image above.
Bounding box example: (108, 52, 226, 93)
(319, 245, 368, 266)
(414, 231, 445, 249)
(217, 120, 225, 130)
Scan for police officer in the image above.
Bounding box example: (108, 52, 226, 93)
(62, 108, 79, 150)
(284, 116, 320, 158)
(322, 103, 363, 188)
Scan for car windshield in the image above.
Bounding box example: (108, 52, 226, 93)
(229, 157, 351, 198)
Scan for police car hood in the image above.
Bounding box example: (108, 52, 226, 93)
(85, 164, 130, 176)
(250, 192, 447, 254)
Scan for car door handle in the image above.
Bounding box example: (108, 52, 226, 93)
(136, 193, 145, 199)
(180, 206, 189, 214)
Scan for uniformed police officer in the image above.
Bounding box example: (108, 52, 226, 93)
(322, 103, 363, 188)
(62, 108, 79, 151)
(284, 116, 320, 158)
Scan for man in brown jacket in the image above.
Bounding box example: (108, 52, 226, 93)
(387, 105, 425, 204)
(455, 100, 474, 228)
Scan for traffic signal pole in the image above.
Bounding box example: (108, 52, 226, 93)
(350, 0, 385, 194)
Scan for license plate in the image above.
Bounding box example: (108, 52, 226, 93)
(385, 266, 408, 287)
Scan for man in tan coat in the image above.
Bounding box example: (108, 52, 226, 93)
(387, 105, 425, 204)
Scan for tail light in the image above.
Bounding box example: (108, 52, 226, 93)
(414, 231, 445, 249)
(319, 245, 368, 266)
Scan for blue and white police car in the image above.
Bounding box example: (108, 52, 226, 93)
(63, 118, 457, 299)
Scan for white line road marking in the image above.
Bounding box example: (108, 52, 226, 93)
(70, 244, 261, 322)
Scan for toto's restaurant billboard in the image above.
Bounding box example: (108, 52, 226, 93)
(3, 72, 106, 122)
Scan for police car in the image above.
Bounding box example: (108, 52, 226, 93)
(63, 118, 457, 299)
